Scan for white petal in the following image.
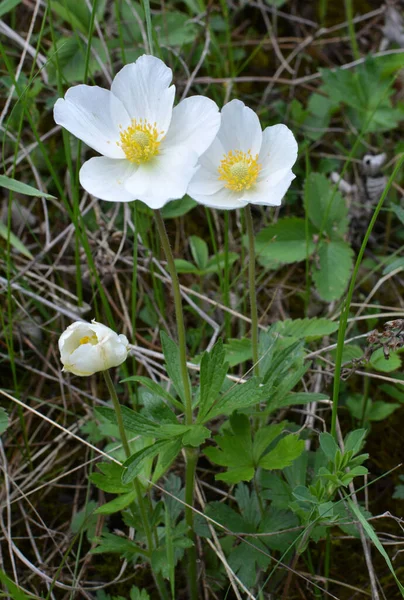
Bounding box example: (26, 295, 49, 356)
(218, 99, 262, 155)
(54, 86, 130, 158)
(188, 165, 223, 196)
(258, 124, 298, 183)
(124, 145, 198, 209)
(80, 157, 137, 202)
(111, 55, 175, 134)
(59, 322, 91, 356)
(65, 345, 106, 376)
(163, 96, 220, 157)
(241, 171, 295, 206)
(189, 185, 247, 210)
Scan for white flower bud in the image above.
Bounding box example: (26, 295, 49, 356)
(59, 320, 129, 376)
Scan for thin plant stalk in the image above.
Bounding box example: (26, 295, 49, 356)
(331, 153, 404, 439)
(103, 371, 169, 600)
(154, 210, 198, 600)
(244, 205, 259, 377)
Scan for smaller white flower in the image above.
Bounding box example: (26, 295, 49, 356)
(59, 320, 129, 376)
(187, 99, 298, 210)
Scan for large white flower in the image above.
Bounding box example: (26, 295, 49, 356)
(59, 320, 129, 376)
(187, 99, 298, 210)
(53, 55, 221, 209)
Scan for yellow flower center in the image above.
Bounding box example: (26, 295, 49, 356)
(79, 334, 98, 346)
(218, 150, 261, 192)
(118, 119, 162, 164)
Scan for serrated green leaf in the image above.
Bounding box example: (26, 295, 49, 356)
(182, 425, 210, 447)
(277, 392, 330, 408)
(198, 339, 229, 422)
(89, 462, 131, 494)
(123, 439, 182, 484)
(204, 377, 260, 421)
(255, 217, 315, 267)
(91, 533, 146, 557)
(0, 175, 56, 199)
(95, 490, 137, 515)
(161, 331, 191, 405)
(259, 435, 305, 470)
(312, 240, 354, 301)
(0, 567, 36, 600)
(304, 172, 348, 237)
(223, 337, 252, 367)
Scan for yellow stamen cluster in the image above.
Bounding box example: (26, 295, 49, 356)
(118, 119, 162, 164)
(218, 150, 261, 192)
(79, 334, 98, 346)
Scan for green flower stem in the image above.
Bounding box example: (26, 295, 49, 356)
(154, 210, 198, 600)
(102, 370, 153, 554)
(244, 205, 259, 377)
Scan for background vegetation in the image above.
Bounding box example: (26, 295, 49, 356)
(1, 0, 404, 598)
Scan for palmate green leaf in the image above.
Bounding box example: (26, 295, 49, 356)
(89, 462, 131, 494)
(304, 172, 348, 237)
(198, 339, 229, 422)
(229, 538, 270, 588)
(0, 175, 56, 199)
(255, 217, 315, 267)
(91, 533, 146, 557)
(202, 377, 260, 422)
(346, 498, 404, 596)
(312, 240, 354, 301)
(259, 435, 305, 470)
(205, 414, 303, 484)
(272, 317, 339, 340)
(161, 331, 191, 405)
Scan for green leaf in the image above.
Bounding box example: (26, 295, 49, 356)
(391, 204, 404, 225)
(319, 432, 339, 461)
(91, 533, 146, 557)
(47, 37, 108, 84)
(123, 439, 182, 484)
(198, 339, 229, 422)
(252, 422, 286, 464)
(0, 0, 22, 19)
(344, 429, 367, 455)
(189, 235, 208, 270)
(259, 435, 305, 470)
(130, 587, 151, 600)
(369, 347, 401, 373)
(223, 337, 252, 367)
(0, 567, 36, 600)
(173, 259, 199, 274)
(228, 539, 270, 588)
(368, 401, 400, 421)
(346, 498, 404, 596)
(161, 331, 191, 405)
(204, 377, 260, 421)
(89, 462, 131, 494)
(120, 376, 183, 411)
(272, 317, 339, 340)
(161, 196, 197, 218)
(181, 424, 211, 447)
(277, 392, 329, 409)
(0, 222, 34, 259)
(0, 174, 56, 199)
(204, 414, 255, 483)
(95, 490, 137, 515)
(255, 217, 315, 267)
(304, 172, 348, 237)
(312, 240, 354, 301)
(0, 407, 9, 435)
(50, 0, 106, 32)
(203, 251, 239, 274)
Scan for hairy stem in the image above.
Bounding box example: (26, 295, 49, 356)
(244, 205, 259, 377)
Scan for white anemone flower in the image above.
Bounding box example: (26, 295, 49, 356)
(53, 55, 221, 209)
(187, 99, 298, 210)
(59, 320, 129, 376)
